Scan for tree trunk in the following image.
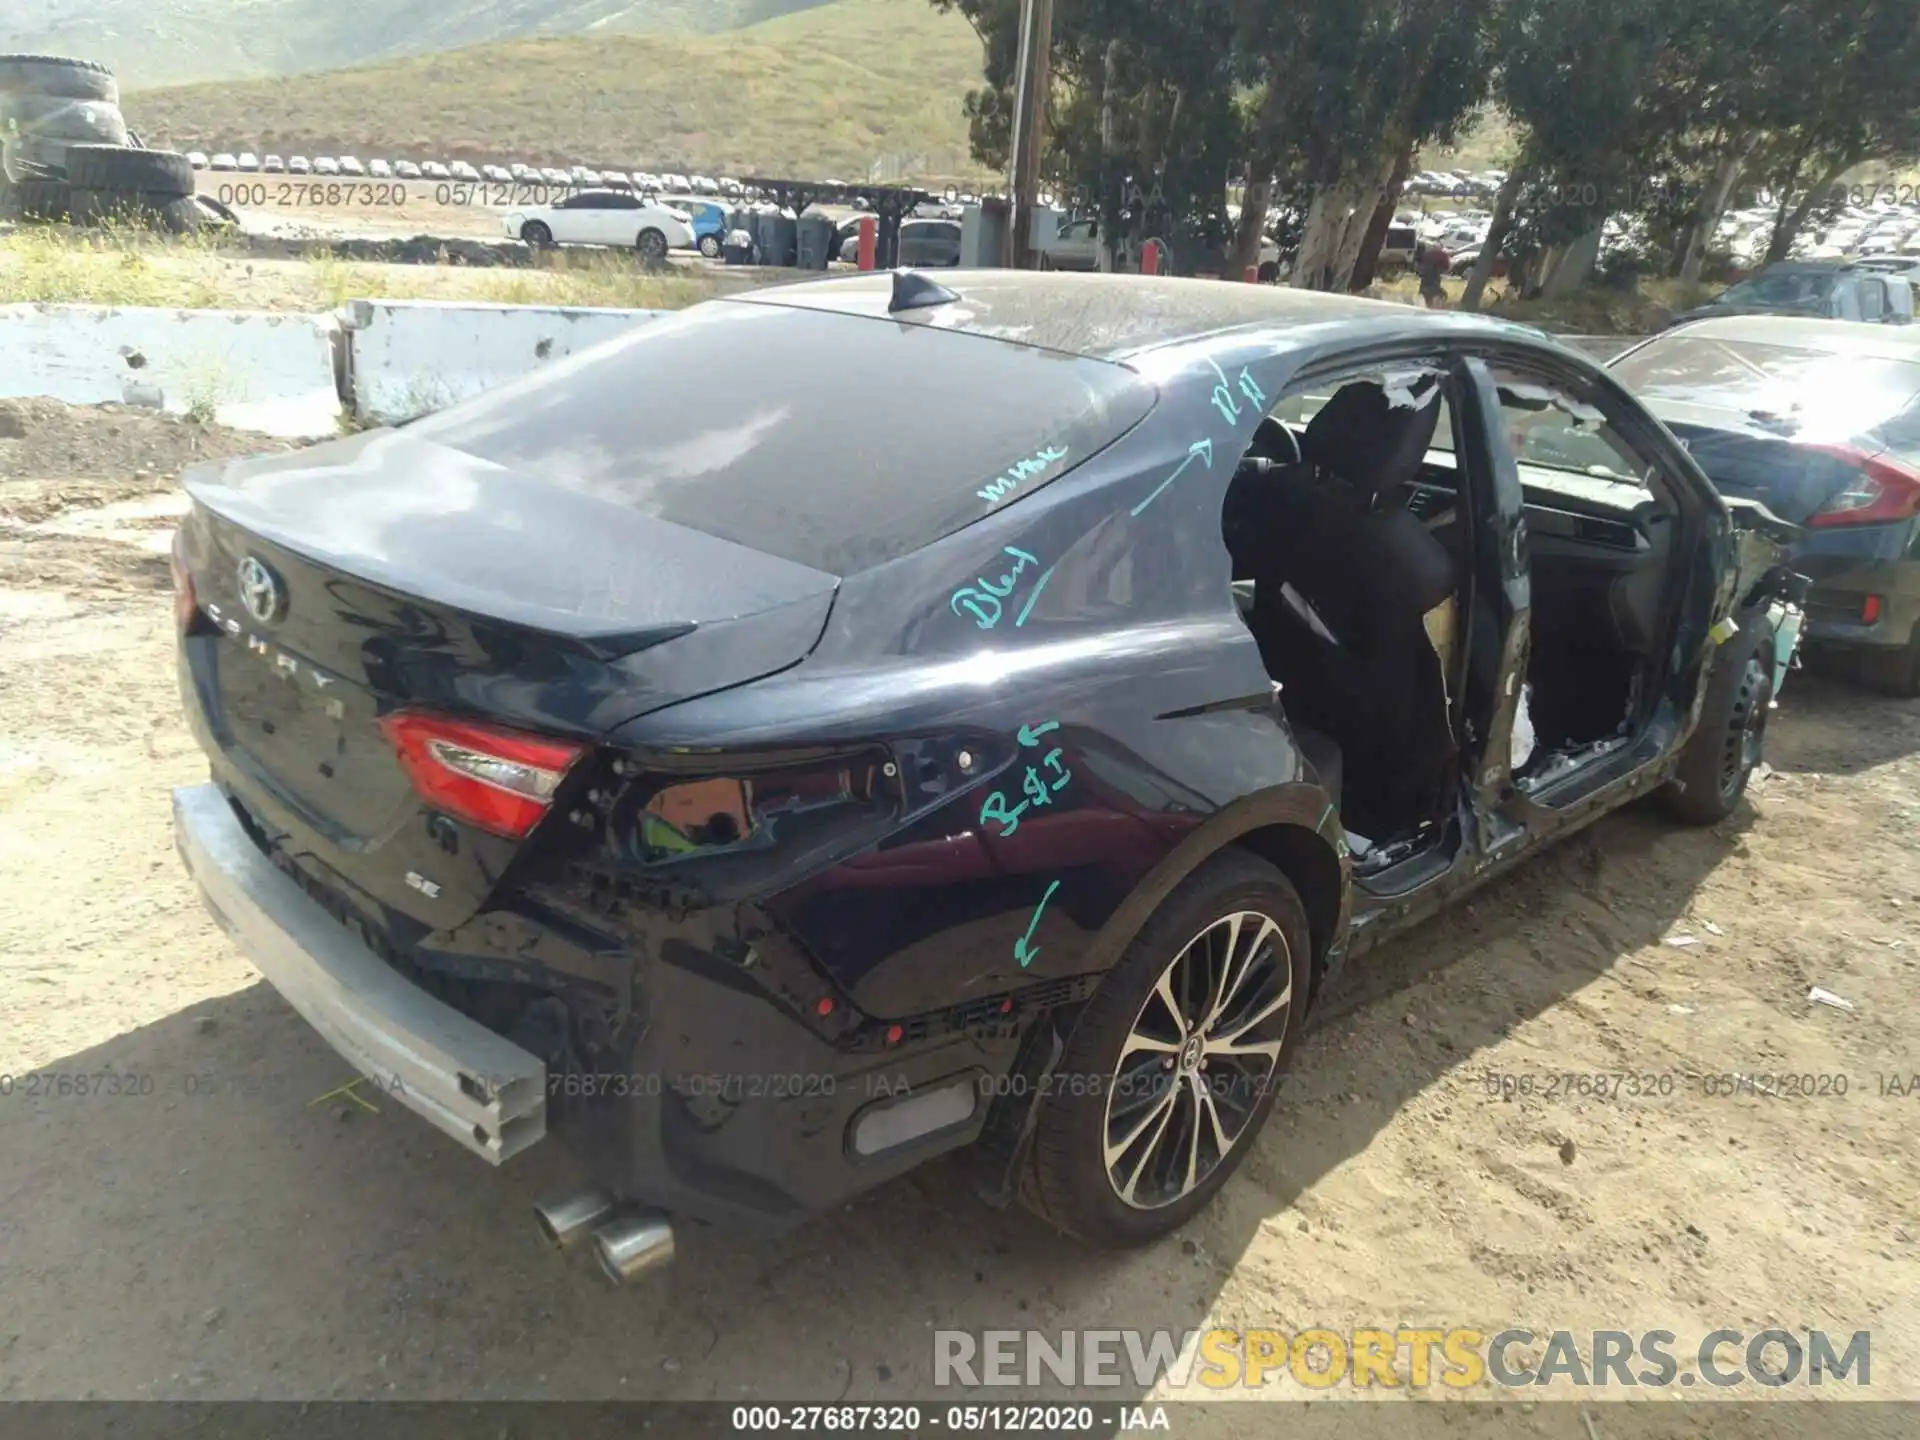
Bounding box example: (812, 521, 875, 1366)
(1350, 143, 1414, 291)
(1766, 156, 1848, 265)
(1231, 173, 1274, 277)
(1679, 141, 1751, 284)
(1462, 166, 1527, 312)
(1096, 38, 1120, 273)
(1290, 153, 1396, 293)
(1541, 223, 1604, 298)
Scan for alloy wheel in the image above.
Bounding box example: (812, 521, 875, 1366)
(1102, 910, 1293, 1210)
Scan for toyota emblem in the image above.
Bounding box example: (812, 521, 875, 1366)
(236, 555, 285, 624)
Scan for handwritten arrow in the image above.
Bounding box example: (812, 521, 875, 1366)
(1012, 879, 1062, 969)
(1017, 720, 1061, 747)
(1129, 437, 1214, 518)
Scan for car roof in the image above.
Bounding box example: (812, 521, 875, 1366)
(729, 270, 1534, 363)
(1648, 315, 1920, 360)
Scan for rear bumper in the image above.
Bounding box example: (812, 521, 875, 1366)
(1794, 535, 1920, 650)
(171, 782, 547, 1164)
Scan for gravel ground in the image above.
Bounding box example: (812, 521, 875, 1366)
(1, 400, 1915, 1436)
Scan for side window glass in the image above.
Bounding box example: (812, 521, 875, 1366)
(1861, 280, 1886, 322)
(1487, 368, 1652, 486)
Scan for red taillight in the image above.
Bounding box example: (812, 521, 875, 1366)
(169, 527, 197, 633)
(379, 711, 585, 839)
(1863, 594, 1884, 624)
(1806, 446, 1920, 528)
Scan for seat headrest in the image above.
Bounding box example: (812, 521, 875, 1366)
(1300, 380, 1443, 505)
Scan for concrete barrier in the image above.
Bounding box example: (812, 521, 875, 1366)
(338, 298, 669, 425)
(0, 302, 342, 437)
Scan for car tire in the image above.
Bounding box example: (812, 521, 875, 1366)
(520, 220, 552, 247)
(1659, 611, 1775, 825)
(636, 227, 668, 261)
(0, 176, 69, 221)
(64, 144, 194, 197)
(69, 187, 201, 232)
(1021, 850, 1314, 1248)
(0, 94, 128, 146)
(0, 53, 118, 102)
(697, 233, 721, 259)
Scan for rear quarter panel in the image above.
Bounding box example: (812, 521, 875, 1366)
(613, 337, 1349, 1018)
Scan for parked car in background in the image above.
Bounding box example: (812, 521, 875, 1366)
(1039, 215, 1103, 272)
(313, 156, 339, 176)
(185, 150, 209, 169)
(896, 217, 962, 267)
(168, 275, 1803, 1274)
(423, 161, 451, 180)
(540, 166, 570, 187)
(1611, 317, 1920, 692)
(237, 152, 259, 171)
(337, 156, 364, 177)
(1378, 223, 1419, 275)
(1666, 260, 1916, 328)
(394, 161, 421, 180)
(503, 189, 694, 258)
(208, 152, 236, 171)
(482, 164, 512, 183)
(664, 197, 728, 257)
(289, 156, 312, 175)
(450, 161, 479, 181)
(369, 158, 392, 178)
(262, 154, 285, 174)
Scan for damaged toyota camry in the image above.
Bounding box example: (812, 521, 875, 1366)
(169, 272, 1807, 1280)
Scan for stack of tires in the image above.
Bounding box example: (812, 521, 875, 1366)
(0, 53, 198, 232)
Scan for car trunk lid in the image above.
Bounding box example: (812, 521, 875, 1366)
(176, 429, 838, 931)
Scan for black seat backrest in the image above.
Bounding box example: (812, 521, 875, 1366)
(1300, 379, 1444, 508)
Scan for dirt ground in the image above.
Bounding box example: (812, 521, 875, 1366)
(2, 399, 1917, 1435)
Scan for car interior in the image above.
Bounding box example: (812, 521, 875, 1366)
(1220, 368, 1681, 863)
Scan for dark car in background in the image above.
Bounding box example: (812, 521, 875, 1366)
(168, 274, 1803, 1283)
(1666, 260, 1916, 329)
(1610, 317, 1920, 691)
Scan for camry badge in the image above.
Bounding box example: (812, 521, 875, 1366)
(236, 555, 285, 625)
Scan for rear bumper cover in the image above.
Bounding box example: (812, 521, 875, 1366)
(171, 782, 547, 1163)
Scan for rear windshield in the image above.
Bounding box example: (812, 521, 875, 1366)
(407, 299, 1156, 575)
(1614, 335, 1920, 446)
(1715, 271, 1837, 308)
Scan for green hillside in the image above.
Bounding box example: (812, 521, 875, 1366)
(125, 0, 990, 181)
(0, 0, 842, 89)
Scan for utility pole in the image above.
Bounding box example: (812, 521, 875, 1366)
(1003, 0, 1054, 268)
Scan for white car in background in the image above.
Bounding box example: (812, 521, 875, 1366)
(289, 155, 312, 174)
(209, 152, 236, 170)
(185, 150, 209, 169)
(237, 152, 260, 171)
(422, 161, 450, 180)
(450, 161, 480, 181)
(504, 189, 694, 259)
(313, 156, 339, 175)
(482, 164, 512, 183)
(394, 160, 421, 180)
(339, 156, 365, 176)
(369, 158, 392, 178)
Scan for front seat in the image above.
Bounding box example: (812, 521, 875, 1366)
(1248, 380, 1457, 839)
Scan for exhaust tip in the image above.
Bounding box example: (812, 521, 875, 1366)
(533, 1189, 616, 1251)
(593, 1211, 676, 1285)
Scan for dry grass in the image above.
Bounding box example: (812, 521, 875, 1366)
(0, 226, 731, 313)
(128, 0, 992, 185)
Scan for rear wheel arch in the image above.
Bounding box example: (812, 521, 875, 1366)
(1228, 822, 1345, 984)
(1072, 784, 1347, 990)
